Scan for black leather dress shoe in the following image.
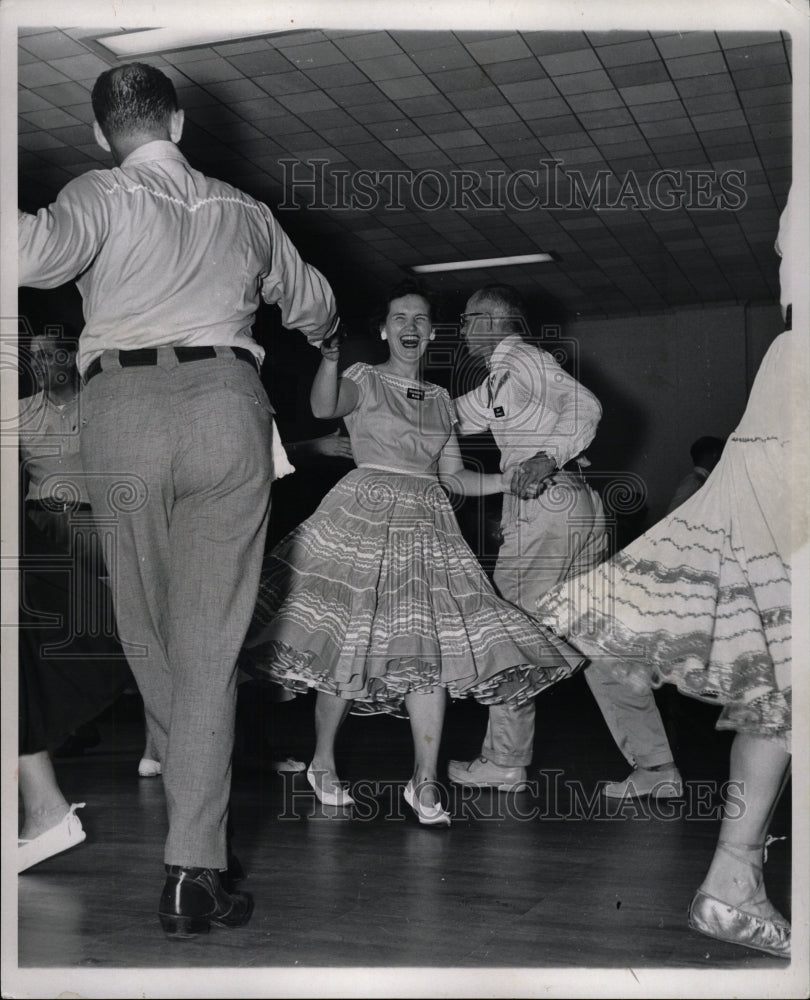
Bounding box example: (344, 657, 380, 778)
(158, 865, 254, 939)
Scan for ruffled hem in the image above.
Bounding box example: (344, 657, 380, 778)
(239, 639, 584, 718)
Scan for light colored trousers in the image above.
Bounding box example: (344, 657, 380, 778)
(80, 349, 273, 868)
(483, 473, 673, 770)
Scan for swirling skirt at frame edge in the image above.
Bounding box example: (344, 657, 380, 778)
(537, 522, 792, 738)
(239, 468, 585, 716)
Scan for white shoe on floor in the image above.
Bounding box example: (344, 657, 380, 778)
(138, 758, 162, 778)
(271, 757, 307, 773)
(447, 755, 528, 792)
(603, 765, 683, 800)
(18, 803, 86, 873)
(307, 765, 354, 807)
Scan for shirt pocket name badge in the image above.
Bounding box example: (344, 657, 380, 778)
(493, 405, 505, 417)
(407, 388, 425, 401)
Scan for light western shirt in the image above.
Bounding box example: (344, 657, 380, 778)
(454, 334, 601, 472)
(18, 391, 90, 503)
(18, 140, 338, 375)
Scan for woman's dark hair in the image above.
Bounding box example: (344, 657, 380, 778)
(92, 63, 178, 139)
(373, 280, 433, 334)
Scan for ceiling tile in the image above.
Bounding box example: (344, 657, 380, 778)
(718, 31, 786, 49)
(732, 64, 792, 90)
(18, 63, 71, 89)
(653, 32, 721, 59)
(20, 107, 83, 130)
(357, 53, 420, 82)
(538, 48, 602, 76)
(565, 90, 624, 112)
(282, 40, 347, 69)
(208, 79, 270, 104)
(577, 107, 636, 131)
(330, 83, 389, 108)
(675, 74, 736, 98)
(629, 100, 685, 123)
(486, 59, 549, 86)
(619, 81, 679, 105)
(334, 33, 402, 61)
(212, 38, 272, 57)
(449, 87, 509, 111)
(349, 100, 407, 124)
(18, 130, 66, 151)
(223, 49, 291, 77)
(48, 52, 111, 81)
(522, 33, 589, 56)
(738, 83, 792, 107)
(512, 96, 569, 120)
(608, 61, 670, 89)
(409, 45, 476, 74)
(396, 94, 455, 117)
(255, 71, 319, 98)
(464, 35, 533, 64)
(18, 30, 88, 60)
(231, 96, 288, 121)
(555, 70, 613, 95)
(180, 57, 244, 86)
(498, 78, 558, 103)
(416, 111, 470, 132)
(680, 91, 741, 116)
(639, 118, 695, 139)
(376, 76, 439, 102)
(595, 39, 659, 67)
(392, 30, 463, 52)
(277, 91, 338, 114)
(462, 105, 520, 128)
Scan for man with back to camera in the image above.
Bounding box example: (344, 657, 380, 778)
(18, 62, 339, 939)
(449, 284, 683, 800)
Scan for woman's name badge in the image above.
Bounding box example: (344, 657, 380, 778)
(407, 388, 425, 401)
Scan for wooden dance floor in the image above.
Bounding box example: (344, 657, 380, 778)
(14, 675, 794, 994)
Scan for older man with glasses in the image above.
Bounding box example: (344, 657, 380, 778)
(449, 284, 681, 801)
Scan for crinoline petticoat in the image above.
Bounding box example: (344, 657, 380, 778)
(239, 467, 584, 716)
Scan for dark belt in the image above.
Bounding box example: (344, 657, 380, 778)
(27, 498, 93, 513)
(83, 346, 260, 384)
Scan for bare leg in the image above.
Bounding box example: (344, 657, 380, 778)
(19, 751, 69, 839)
(309, 690, 353, 796)
(700, 732, 790, 915)
(405, 687, 447, 810)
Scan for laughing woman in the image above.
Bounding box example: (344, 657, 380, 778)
(240, 282, 583, 825)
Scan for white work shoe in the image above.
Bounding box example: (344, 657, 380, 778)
(447, 755, 529, 792)
(603, 765, 683, 800)
(138, 757, 162, 778)
(18, 803, 86, 873)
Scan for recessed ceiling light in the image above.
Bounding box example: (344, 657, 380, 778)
(94, 27, 301, 58)
(411, 253, 555, 274)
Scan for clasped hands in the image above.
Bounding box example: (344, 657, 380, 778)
(502, 453, 558, 499)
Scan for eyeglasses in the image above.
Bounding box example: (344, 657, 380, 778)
(459, 313, 522, 328)
(459, 312, 493, 327)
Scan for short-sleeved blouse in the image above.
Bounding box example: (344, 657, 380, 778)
(342, 363, 457, 475)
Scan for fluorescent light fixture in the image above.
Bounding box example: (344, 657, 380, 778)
(94, 27, 297, 58)
(411, 252, 555, 274)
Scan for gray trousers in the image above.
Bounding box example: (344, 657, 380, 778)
(80, 349, 273, 868)
(482, 474, 673, 769)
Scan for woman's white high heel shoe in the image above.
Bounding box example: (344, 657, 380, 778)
(404, 780, 451, 827)
(306, 765, 354, 807)
(18, 803, 87, 873)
